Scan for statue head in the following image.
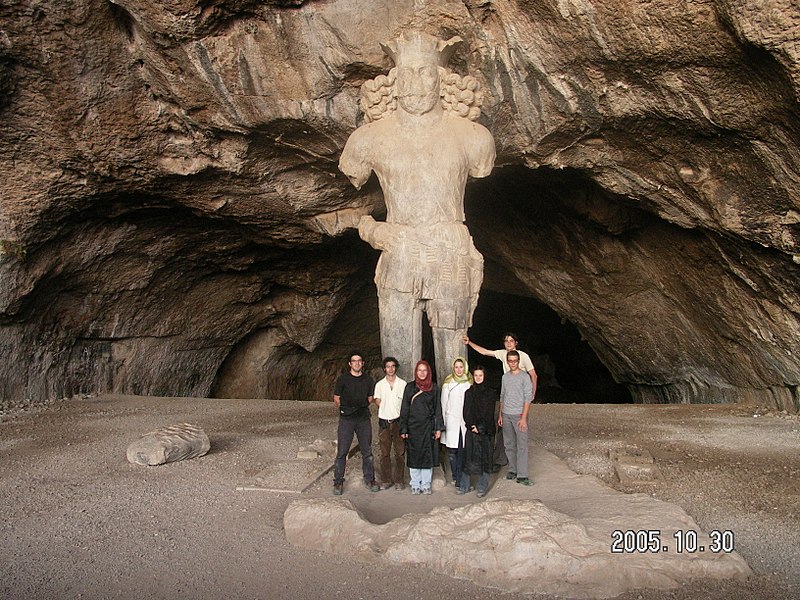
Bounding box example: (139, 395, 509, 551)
(359, 31, 484, 123)
(380, 32, 460, 116)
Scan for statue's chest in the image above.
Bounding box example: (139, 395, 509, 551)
(375, 133, 467, 175)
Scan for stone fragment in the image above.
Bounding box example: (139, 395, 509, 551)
(126, 423, 210, 466)
(297, 438, 338, 459)
(610, 447, 663, 484)
(296, 449, 320, 459)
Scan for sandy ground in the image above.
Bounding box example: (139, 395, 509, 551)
(1, 395, 798, 600)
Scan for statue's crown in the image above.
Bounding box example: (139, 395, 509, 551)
(381, 31, 462, 67)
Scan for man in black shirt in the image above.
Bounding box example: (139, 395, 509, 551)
(333, 352, 380, 495)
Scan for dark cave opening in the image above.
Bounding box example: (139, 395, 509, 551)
(459, 165, 648, 404)
(466, 289, 632, 403)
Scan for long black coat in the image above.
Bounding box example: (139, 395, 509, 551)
(463, 383, 498, 475)
(399, 383, 444, 469)
(463, 383, 497, 436)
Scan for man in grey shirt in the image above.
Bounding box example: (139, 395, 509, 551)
(499, 350, 533, 485)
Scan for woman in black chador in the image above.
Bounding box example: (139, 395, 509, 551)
(400, 360, 444, 495)
(459, 365, 497, 497)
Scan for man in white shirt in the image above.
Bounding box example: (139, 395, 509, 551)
(373, 357, 408, 490)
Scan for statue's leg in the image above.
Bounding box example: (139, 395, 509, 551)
(424, 232, 482, 381)
(427, 288, 477, 384)
(378, 288, 423, 382)
(430, 325, 468, 385)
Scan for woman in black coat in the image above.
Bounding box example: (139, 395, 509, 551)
(459, 365, 497, 497)
(400, 360, 444, 495)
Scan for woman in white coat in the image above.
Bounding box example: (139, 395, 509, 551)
(440, 357, 472, 486)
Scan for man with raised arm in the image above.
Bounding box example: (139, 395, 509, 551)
(464, 332, 537, 471)
(462, 332, 538, 400)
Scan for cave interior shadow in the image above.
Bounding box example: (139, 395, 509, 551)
(466, 289, 632, 404)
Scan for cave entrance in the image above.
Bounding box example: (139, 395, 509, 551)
(466, 289, 632, 403)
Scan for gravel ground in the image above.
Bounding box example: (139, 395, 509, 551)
(1, 395, 798, 600)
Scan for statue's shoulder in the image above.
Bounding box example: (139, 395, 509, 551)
(342, 121, 376, 156)
(443, 116, 494, 175)
(446, 113, 491, 134)
(340, 116, 398, 176)
(446, 115, 494, 150)
(348, 116, 395, 141)
(470, 119, 494, 142)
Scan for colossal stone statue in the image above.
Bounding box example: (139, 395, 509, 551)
(339, 31, 496, 381)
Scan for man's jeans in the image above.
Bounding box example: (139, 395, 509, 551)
(378, 419, 405, 485)
(502, 413, 529, 478)
(334, 415, 375, 484)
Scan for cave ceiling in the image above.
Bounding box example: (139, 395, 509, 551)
(0, 0, 798, 410)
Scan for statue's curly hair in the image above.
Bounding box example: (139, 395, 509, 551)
(359, 69, 398, 123)
(359, 67, 484, 123)
(440, 70, 484, 121)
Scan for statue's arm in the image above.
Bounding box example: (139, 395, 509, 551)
(468, 126, 496, 179)
(358, 215, 394, 252)
(339, 131, 373, 190)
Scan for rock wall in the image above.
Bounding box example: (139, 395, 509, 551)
(0, 0, 798, 409)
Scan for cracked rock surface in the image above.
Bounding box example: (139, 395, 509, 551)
(1, 0, 799, 409)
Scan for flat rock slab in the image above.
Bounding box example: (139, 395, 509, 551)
(238, 440, 357, 493)
(284, 446, 752, 598)
(237, 458, 333, 493)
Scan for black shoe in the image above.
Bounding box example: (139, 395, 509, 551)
(516, 477, 533, 486)
(505, 471, 517, 480)
(366, 480, 380, 492)
(491, 464, 502, 473)
(333, 483, 343, 496)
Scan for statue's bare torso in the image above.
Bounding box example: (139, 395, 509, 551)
(340, 114, 494, 227)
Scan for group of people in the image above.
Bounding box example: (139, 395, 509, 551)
(332, 333, 538, 497)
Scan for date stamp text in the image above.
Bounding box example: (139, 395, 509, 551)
(610, 529, 736, 554)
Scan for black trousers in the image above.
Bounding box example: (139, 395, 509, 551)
(334, 415, 375, 484)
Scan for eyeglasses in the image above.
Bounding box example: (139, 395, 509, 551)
(350, 359, 363, 363)
(507, 358, 519, 363)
